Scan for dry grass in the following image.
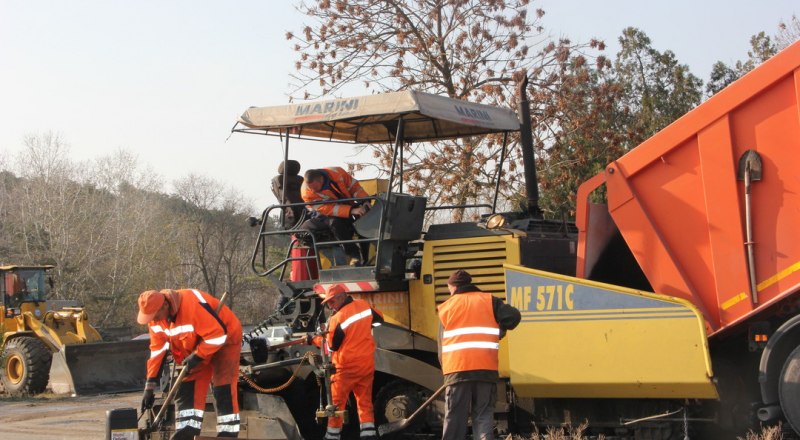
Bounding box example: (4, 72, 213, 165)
(522, 422, 604, 440)
(737, 424, 784, 440)
(510, 421, 787, 440)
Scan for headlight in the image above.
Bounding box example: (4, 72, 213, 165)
(485, 213, 508, 229)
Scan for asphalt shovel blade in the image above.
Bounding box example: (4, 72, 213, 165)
(378, 419, 409, 437)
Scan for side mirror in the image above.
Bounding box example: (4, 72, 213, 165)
(48, 277, 55, 289)
(247, 216, 261, 227)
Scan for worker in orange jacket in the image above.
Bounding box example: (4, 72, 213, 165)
(137, 289, 243, 439)
(309, 284, 384, 440)
(301, 167, 370, 265)
(438, 270, 521, 440)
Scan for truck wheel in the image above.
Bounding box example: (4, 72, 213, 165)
(779, 345, 800, 433)
(1, 337, 52, 395)
(374, 380, 426, 434)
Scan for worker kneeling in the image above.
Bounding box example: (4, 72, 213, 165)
(309, 284, 384, 440)
(137, 289, 243, 439)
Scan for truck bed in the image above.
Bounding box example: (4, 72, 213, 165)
(577, 41, 800, 335)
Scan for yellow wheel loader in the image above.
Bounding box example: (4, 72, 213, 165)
(0, 265, 149, 395)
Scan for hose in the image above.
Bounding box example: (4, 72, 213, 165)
(239, 351, 321, 393)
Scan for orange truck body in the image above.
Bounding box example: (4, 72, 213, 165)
(576, 41, 800, 336)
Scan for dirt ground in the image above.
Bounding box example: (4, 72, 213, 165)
(0, 391, 140, 440)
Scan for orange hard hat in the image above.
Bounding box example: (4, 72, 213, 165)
(317, 283, 346, 304)
(137, 290, 165, 325)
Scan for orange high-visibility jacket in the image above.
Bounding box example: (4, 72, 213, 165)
(437, 291, 500, 375)
(326, 297, 383, 375)
(146, 289, 242, 380)
(301, 167, 369, 218)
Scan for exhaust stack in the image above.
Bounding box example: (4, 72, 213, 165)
(516, 75, 542, 218)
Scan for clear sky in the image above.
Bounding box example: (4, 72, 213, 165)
(1, 1, 797, 212)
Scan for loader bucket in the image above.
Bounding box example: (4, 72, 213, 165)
(49, 339, 150, 395)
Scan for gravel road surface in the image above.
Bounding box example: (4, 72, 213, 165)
(0, 392, 140, 440)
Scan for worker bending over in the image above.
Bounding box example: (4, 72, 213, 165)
(301, 167, 370, 265)
(309, 284, 384, 440)
(438, 270, 521, 440)
(137, 289, 243, 439)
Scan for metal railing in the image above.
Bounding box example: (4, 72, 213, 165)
(250, 196, 381, 279)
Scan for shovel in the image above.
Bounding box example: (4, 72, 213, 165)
(145, 363, 190, 431)
(377, 383, 446, 437)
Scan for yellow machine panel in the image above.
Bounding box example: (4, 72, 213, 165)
(504, 264, 717, 399)
(351, 291, 410, 328)
(411, 233, 520, 376)
(359, 178, 389, 196)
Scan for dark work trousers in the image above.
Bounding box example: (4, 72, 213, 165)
(302, 215, 367, 262)
(442, 381, 497, 440)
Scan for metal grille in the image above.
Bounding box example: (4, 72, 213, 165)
(431, 237, 509, 304)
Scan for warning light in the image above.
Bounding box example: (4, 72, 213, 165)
(748, 322, 771, 352)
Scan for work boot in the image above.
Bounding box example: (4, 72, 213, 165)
(360, 422, 377, 440)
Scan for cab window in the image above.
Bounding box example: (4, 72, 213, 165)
(7, 270, 48, 306)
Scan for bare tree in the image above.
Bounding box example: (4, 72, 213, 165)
(289, 0, 603, 220)
(9, 133, 103, 300)
(173, 174, 266, 312)
(4, 136, 183, 326)
(2, 133, 272, 327)
(83, 150, 180, 326)
(777, 15, 800, 50)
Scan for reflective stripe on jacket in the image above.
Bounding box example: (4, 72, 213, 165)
(301, 167, 369, 218)
(146, 289, 243, 379)
(437, 291, 500, 375)
(327, 298, 383, 375)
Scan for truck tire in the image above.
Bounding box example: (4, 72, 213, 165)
(1, 337, 52, 395)
(779, 345, 800, 434)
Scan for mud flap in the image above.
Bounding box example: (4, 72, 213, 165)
(49, 339, 150, 395)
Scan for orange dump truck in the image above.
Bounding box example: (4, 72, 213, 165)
(572, 40, 800, 433)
